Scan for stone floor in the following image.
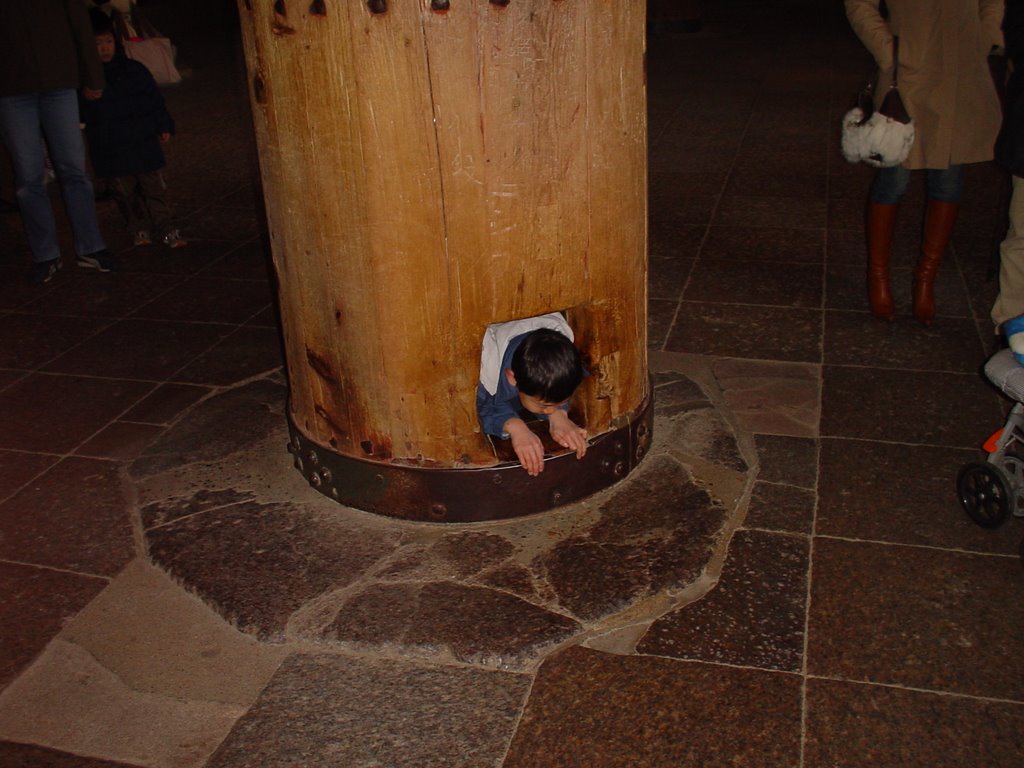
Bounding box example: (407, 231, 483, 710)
(2, 0, 1023, 766)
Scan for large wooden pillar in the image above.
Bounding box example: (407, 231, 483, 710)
(237, 0, 650, 521)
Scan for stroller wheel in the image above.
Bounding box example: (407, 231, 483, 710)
(957, 462, 1013, 528)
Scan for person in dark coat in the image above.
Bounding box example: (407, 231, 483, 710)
(0, 0, 118, 283)
(992, 0, 1024, 330)
(80, 10, 185, 249)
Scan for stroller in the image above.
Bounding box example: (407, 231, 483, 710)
(957, 348, 1024, 534)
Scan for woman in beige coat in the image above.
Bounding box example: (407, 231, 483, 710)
(845, 0, 1004, 325)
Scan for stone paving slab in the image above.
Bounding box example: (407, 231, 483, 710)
(206, 653, 531, 768)
(0, 560, 286, 768)
(503, 646, 803, 768)
(0, 641, 244, 768)
(0, 741, 145, 768)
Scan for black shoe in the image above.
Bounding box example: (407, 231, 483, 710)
(30, 257, 61, 285)
(77, 248, 117, 272)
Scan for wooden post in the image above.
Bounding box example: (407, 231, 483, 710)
(237, 0, 650, 521)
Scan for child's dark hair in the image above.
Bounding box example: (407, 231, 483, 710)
(89, 8, 115, 36)
(510, 329, 583, 403)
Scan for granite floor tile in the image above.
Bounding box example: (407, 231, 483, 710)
(179, 206, 263, 242)
(744, 480, 815, 534)
(683, 258, 823, 308)
(504, 646, 802, 768)
(73, 422, 166, 461)
(960, 252, 1002, 322)
(648, 220, 706, 260)
(734, 148, 828, 175)
(817, 438, 1021, 554)
(714, 195, 828, 229)
(0, 450, 60, 500)
(0, 742, 145, 768)
(724, 170, 827, 199)
(638, 529, 809, 671)
(0, 562, 107, 687)
(821, 365, 1003, 447)
(700, 225, 824, 263)
(0, 314, 111, 370)
(0, 374, 153, 453)
(128, 379, 287, 479)
(0, 457, 135, 576)
(653, 144, 738, 173)
(825, 261, 972, 317)
(119, 383, 211, 425)
(752, 434, 818, 488)
(711, 359, 821, 437)
(804, 678, 1024, 768)
(119, 239, 239, 276)
(171, 326, 283, 386)
(0, 368, 25, 392)
(41, 319, 233, 381)
(827, 168, 874, 200)
(827, 196, 869, 232)
(244, 304, 279, 328)
(826, 225, 921, 268)
(131, 276, 272, 325)
(651, 193, 718, 226)
(0, 265, 58, 311)
(210, 185, 263, 212)
(22, 272, 183, 319)
(648, 256, 694, 301)
(649, 171, 728, 202)
(808, 537, 1024, 700)
(666, 302, 822, 362)
(206, 653, 530, 768)
(824, 309, 985, 371)
(197, 239, 271, 281)
(647, 298, 677, 350)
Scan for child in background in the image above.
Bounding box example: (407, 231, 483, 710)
(80, 10, 185, 249)
(477, 312, 588, 476)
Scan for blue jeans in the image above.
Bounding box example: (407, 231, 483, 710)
(869, 164, 963, 205)
(0, 89, 106, 263)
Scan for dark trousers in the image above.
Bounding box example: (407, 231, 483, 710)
(107, 170, 172, 235)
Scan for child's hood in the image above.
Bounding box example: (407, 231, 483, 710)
(479, 312, 574, 396)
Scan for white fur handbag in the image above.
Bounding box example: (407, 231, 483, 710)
(842, 37, 914, 168)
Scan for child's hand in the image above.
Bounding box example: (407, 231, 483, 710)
(505, 418, 545, 476)
(159, 132, 171, 142)
(82, 87, 103, 101)
(548, 410, 588, 460)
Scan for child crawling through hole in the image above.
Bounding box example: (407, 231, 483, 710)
(476, 312, 588, 476)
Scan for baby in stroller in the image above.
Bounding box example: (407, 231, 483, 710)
(957, 315, 1024, 534)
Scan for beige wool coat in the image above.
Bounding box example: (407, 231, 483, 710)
(845, 0, 1004, 169)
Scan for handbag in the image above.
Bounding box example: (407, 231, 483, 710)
(111, 5, 183, 86)
(841, 36, 914, 168)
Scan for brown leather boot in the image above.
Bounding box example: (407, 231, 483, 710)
(913, 200, 959, 326)
(867, 202, 899, 321)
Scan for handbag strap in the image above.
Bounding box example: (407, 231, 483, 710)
(890, 36, 900, 89)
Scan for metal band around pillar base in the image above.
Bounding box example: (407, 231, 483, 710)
(286, 387, 654, 523)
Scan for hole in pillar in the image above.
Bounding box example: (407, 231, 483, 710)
(367, 0, 387, 14)
(309, 0, 327, 15)
(360, 440, 373, 455)
(474, 308, 588, 466)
